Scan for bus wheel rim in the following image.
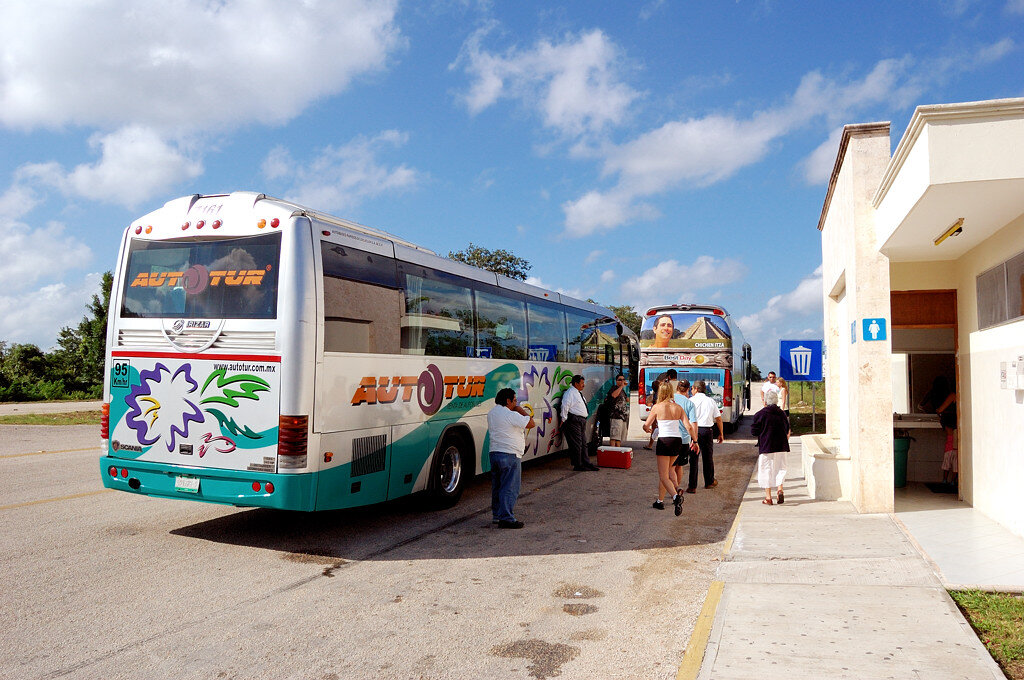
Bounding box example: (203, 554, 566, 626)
(440, 444, 462, 494)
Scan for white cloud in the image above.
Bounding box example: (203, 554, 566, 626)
(454, 27, 640, 137)
(585, 249, 605, 264)
(619, 256, 747, 312)
(0, 0, 403, 131)
(0, 219, 92, 291)
(0, 274, 102, 349)
(801, 127, 844, 186)
(734, 266, 824, 372)
(0, 184, 41, 220)
(561, 43, 1012, 237)
(0, 193, 95, 347)
(1009, 0, 1024, 13)
(17, 126, 202, 208)
(266, 131, 422, 213)
(738, 265, 823, 336)
(524, 276, 586, 301)
(600, 269, 615, 283)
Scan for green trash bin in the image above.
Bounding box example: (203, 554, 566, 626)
(893, 437, 911, 488)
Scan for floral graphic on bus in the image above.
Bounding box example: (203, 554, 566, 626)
(518, 365, 575, 454)
(125, 364, 204, 452)
(124, 363, 271, 454)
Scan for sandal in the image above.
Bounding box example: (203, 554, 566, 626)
(762, 498, 773, 505)
(777, 490, 785, 504)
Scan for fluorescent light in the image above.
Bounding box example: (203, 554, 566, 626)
(934, 218, 964, 246)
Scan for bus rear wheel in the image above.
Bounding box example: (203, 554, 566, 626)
(428, 433, 469, 508)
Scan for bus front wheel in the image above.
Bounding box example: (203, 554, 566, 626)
(428, 433, 468, 508)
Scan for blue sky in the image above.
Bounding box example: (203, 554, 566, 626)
(2, 0, 1022, 371)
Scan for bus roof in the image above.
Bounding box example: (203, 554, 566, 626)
(644, 303, 732, 317)
(141, 191, 616, 321)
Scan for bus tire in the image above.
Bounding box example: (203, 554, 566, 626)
(724, 421, 736, 435)
(428, 432, 469, 508)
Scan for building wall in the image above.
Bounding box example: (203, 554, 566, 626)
(820, 124, 895, 513)
(956, 216, 1024, 536)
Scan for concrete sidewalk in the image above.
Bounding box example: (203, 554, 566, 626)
(689, 441, 1004, 679)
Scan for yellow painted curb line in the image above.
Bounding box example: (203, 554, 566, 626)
(0, 446, 97, 459)
(0, 488, 112, 511)
(677, 498, 744, 679)
(721, 503, 743, 557)
(677, 580, 724, 680)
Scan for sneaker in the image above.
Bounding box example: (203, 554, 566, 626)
(652, 500, 665, 510)
(705, 480, 718, 489)
(673, 493, 683, 516)
(497, 519, 525, 529)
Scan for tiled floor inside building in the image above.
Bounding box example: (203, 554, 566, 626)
(895, 482, 1024, 589)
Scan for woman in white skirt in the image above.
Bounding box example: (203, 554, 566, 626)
(750, 390, 791, 505)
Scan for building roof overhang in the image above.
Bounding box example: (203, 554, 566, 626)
(873, 98, 1024, 263)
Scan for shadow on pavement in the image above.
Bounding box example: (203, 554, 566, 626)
(171, 438, 759, 563)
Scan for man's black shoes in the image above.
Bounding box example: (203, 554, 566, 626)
(583, 463, 600, 471)
(572, 465, 589, 471)
(497, 519, 524, 529)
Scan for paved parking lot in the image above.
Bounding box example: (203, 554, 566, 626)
(0, 412, 756, 679)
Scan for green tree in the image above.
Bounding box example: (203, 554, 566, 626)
(607, 304, 642, 336)
(448, 243, 531, 280)
(749, 363, 763, 381)
(52, 271, 113, 394)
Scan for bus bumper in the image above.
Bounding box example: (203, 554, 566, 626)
(99, 457, 316, 511)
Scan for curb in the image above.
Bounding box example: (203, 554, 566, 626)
(676, 503, 743, 679)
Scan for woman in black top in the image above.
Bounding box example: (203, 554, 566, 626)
(750, 390, 791, 505)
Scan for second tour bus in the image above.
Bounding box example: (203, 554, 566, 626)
(100, 192, 638, 511)
(637, 303, 752, 432)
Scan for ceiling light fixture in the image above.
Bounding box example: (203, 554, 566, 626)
(934, 218, 964, 246)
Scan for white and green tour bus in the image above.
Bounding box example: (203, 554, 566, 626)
(100, 192, 638, 511)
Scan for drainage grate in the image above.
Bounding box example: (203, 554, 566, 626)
(351, 434, 387, 477)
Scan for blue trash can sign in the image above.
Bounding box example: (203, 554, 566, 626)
(779, 340, 823, 382)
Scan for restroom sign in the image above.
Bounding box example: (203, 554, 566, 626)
(862, 318, 887, 342)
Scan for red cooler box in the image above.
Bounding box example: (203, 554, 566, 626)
(596, 446, 633, 469)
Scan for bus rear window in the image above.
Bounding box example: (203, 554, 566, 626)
(120, 233, 281, 319)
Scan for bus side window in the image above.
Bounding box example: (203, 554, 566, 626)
(400, 270, 474, 357)
(321, 243, 401, 354)
(565, 310, 596, 363)
(474, 289, 527, 360)
(526, 301, 567, 362)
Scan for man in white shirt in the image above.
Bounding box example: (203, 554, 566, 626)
(560, 374, 598, 471)
(689, 380, 724, 489)
(487, 387, 536, 529)
(761, 371, 780, 406)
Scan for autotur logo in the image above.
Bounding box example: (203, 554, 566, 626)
(350, 363, 486, 415)
(171, 319, 185, 333)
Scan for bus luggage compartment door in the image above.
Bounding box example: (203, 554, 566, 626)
(315, 426, 391, 510)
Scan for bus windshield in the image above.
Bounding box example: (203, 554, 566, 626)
(120, 233, 281, 319)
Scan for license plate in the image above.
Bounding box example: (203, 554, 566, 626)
(174, 475, 200, 493)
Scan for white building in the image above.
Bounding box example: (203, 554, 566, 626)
(809, 98, 1024, 539)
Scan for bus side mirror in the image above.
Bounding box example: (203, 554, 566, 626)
(616, 322, 624, 337)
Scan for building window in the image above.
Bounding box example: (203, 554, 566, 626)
(977, 248, 1024, 330)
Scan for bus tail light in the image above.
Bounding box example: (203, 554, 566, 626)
(638, 372, 646, 406)
(101, 403, 110, 440)
(723, 370, 733, 407)
(278, 415, 308, 469)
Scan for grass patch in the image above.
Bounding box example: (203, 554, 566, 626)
(786, 380, 826, 413)
(789, 412, 825, 436)
(950, 589, 1024, 679)
(0, 410, 102, 426)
